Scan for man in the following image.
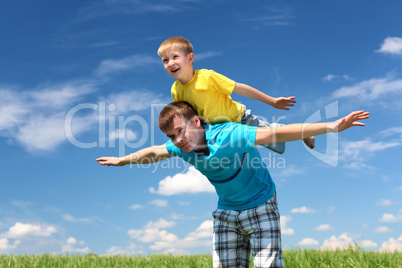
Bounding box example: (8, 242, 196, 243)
(97, 101, 368, 267)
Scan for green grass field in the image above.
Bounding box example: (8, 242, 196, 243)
(1, 248, 401, 267)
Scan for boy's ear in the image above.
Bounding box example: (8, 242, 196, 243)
(188, 53, 194, 64)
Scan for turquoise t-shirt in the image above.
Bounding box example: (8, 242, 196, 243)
(165, 122, 275, 210)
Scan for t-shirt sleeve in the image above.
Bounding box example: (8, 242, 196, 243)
(224, 123, 257, 153)
(165, 140, 182, 157)
(209, 70, 236, 95)
(171, 82, 180, 101)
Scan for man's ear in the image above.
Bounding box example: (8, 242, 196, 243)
(192, 115, 201, 126)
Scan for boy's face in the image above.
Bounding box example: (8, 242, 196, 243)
(160, 47, 194, 84)
(164, 115, 205, 153)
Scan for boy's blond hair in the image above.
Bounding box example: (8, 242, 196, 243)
(157, 37, 193, 57)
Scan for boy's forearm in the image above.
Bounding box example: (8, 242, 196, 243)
(233, 83, 276, 106)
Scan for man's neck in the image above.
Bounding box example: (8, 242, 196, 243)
(194, 146, 210, 156)
(194, 126, 209, 156)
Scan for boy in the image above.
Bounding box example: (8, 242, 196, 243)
(157, 36, 315, 154)
(97, 101, 369, 267)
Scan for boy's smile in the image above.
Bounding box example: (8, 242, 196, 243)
(161, 47, 194, 84)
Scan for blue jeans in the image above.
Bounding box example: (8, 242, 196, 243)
(240, 105, 285, 154)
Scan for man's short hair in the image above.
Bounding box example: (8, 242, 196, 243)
(157, 36, 193, 57)
(158, 101, 198, 133)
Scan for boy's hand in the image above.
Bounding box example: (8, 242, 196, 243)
(96, 157, 124, 166)
(273, 97, 296, 110)
(330, 110, 369, 133)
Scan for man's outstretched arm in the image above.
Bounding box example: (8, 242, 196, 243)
(255, 110, 369, 145)
(96, 144, 172, 166)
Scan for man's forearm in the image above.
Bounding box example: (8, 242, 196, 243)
(119, 146, 171, 165)
(256, 122, 335, 145)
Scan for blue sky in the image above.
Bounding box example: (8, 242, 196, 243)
(1, 0, 402, 255)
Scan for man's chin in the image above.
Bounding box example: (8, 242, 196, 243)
(182, 147, 193, 153)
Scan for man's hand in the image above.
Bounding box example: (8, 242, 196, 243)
(96, 157, 124, 166)
(330, 110, 370, 133)
(273, 97, 296, 110)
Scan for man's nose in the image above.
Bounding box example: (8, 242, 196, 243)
(176, 136, 184, 144)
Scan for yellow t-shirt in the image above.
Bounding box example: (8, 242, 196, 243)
(171, 69, 244, 124)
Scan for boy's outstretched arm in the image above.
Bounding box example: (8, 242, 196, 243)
(255, 110, 369, 145)
(96, 145, 172, 166)
(233, 82, 296, 110)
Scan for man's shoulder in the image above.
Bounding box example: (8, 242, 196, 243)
(206, 122, 255, 137)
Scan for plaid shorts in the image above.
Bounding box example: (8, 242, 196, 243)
(212, 193, 283, 268)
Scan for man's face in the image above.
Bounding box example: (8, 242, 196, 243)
(160, 47, 194, 84)
(164, 115, 205, 153)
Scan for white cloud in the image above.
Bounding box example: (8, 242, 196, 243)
(0, 80, 98, 152)
(105, 90, 169, 114)
(31, 80, 97, 108)
(361, 240, 378, 248)
(77, 1, 181, 21)
(0, 80, 167, 153)
(379, 212, 402, 223)
(340, 138, 402, 170)
(327, 206, 336, 213)
(149, 199, 168, 207)
(280, 215, 294, 235)
(291, 206, 316, 214)
(278, 165, 305, 177)
(376, 199, 393, 207)
(128, 228, 177, 244)
(241, 6, 293, 27)
(149, 167, 215, 195)
(62, 237, 90, 254)
(196, 51, 223, 61)
(127, 219, 177, 244)
(0, 238, 20, 251)
(105, 243, 143, 256)
(94, 55, 160, 77)
(380, 235, 402, 252)
(314, 224, 334, 231)
(323, 74, 353, 82)
(321, 233, 355, 250)
(332, 75, 402, 101)
(127, 220, 213, 252)
(376, 37, 402, 55)
(62, 214, 96, 223)
(145, 219, 176, 229)
(323, 74, 337, 82)
(374, 226, 393, 233)
(5, 222, 57, 238)
(185, 221, 213, 241)
(149, 221, 213, 251)
(129, 204, 144, 210)
(297, 238, 319, 246)
(108, 128, 137, 143)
